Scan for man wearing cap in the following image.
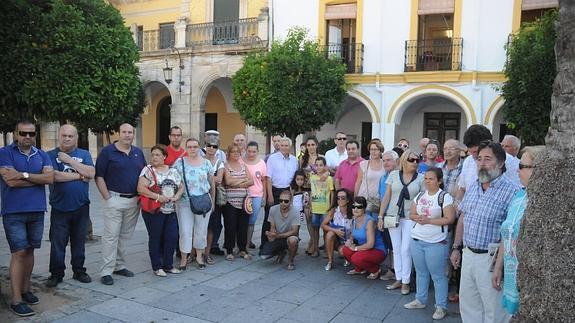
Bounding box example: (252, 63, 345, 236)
(95, 123, 146, 285)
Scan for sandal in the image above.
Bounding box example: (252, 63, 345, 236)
(346, 269, 367, 275)
(225, 254, 234, 261)
(239, 252, 252, 260)
(287, 263, 295, 270)
(205, 255, 215, 265)
(367, 269, 381, 280)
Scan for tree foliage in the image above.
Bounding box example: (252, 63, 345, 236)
(232, 27, 347, 141)
(0, 0, 143, 134)
(501, 10, 557, 146)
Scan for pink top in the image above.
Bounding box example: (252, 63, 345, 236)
(246, 159, 267, 197)
(335, 157, 364, 192)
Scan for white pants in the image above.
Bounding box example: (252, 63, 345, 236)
(460, 248, 510, 323)
(100, 195, 140, 276)
(388, 218, 413, 283)
(177, 200, 211, 253)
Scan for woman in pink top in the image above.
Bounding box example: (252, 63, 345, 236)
(244, 141, 267, 250)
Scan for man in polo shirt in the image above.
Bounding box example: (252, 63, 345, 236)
(325, 132, 348, 174)
(0, 120, 54, 317)
(95, 123, 146, 285)
(45, 124, 94, 288)
(334, 140, 364, 191)
(262, 137, 298, 247)
(450, 141, 519, 323)
(164, 126, 187, 166)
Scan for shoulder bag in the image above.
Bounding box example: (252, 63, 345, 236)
(214, 159, 227, 206)
(365, 161, 381, 213)
(181, 158, 212, 217)
(139, 166, 162, 214)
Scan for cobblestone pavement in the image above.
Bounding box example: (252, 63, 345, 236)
(0, 183, 462, 322)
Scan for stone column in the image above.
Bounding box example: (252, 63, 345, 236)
(258, 7, 269, 42)
(129, 23, 138, 43)
(174, 17, 188, 48)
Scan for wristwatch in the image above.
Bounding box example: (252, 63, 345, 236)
(22, 172, 30, 180)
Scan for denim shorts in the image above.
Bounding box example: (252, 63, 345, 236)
(311, 213, 325, 227)
(2, 212, 44, 253)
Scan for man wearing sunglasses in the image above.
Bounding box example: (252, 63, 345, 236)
(200, 130, 226, 163)
(0, 120, 54, 317)
(325, 132, 348, 174)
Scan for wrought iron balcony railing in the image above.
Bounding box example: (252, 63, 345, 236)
(140, 30, 174, 52)
(186, 18, 259, 47)
(320, 42, 364, 74)
(404, 38, 463, 72)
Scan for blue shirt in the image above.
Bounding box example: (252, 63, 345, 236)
(48, 148, 93, 212)
(459, 175, 519, 250)
(95, 143, 146, 194)
(0, 143, 52, 215)
(352, 217, 386, 253)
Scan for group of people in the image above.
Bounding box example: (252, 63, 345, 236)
(0, 119, 538, 322)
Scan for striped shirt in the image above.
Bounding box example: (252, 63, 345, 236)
(225, 163, 248, 209)
(459, 175, 519, 250)
(438, 159, 463, 197)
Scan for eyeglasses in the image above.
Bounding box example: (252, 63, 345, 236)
(337, 196, 347, 200)
(279, 199, 290, 204)
(336, 137, 347, 141)
(398, 144, 409, 149)
(407, 157, 419, 163)
(519, 163, 535, 170)
(206, 144, 218, 149)
(351, 204, 364, 209)
(18, 131, 36, 137)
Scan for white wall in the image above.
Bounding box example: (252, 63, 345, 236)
(272, 0, 318, 41)
(378, 0, 412, 73)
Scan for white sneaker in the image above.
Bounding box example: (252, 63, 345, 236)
(403, 299, 426, 309)
(432, 307, 447, 320)
(167, 268, 181, 274)
(154, 269, 167, 277)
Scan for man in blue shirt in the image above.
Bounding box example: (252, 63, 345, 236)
(46, 125, 95, 288)
(95, 123, 146, 285)
(0, 120, 54, 317)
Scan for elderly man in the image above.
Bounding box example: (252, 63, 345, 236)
(450, 141, 519, 323)
(325, 132, 348, 174)
(164, 126, 186, 166)
(438, 139, 464, 198)
(0, 120, 54, 317)
(259, 190, 300, 270)
(262, 137, 298, 247)
(46, 125, 95, 288)
(233, 133, 247, 156)
(501, 135, 521, 157)
(418, 138, 430, 161)
(378, 150, 399, 281)
(95, 123, 146, 285)
(334, 140, 364, 191)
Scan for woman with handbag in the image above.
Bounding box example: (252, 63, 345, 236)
(244, 141, 267, 250)
(403, 167, 455, 320)
(137, 145, 184, 277)
(203, 138, 225, 265)
(377, 149, 424, 295)
(174, 138, 215, 270)
(354, 140, 386, 219)
(222, 143, 254, 261)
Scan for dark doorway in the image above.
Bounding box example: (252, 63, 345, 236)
(498, 123, 517, 142)
(361, 122, 372, 158)
(423, 112, 461, 146)
(157, 97, 172, 145)
(205, 113, 218, 131)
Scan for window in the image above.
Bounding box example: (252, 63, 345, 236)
(423, 112, 460, 146)
(159, 23, 175, 49)
(213, 0, 239, 44)
(521, 0, 558, 24)
(136, 25, 143, 51)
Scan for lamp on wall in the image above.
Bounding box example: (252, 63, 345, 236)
(162, 46, 184, 92)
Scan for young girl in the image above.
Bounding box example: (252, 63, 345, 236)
(290, 170, 311, 252)
(309, 157, 335, 257)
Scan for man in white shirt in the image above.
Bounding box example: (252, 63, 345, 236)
(501, 135, 521, 157)
(325, 132, 348, 174)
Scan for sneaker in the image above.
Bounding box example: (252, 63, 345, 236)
(113, 269, 134, 277)
(167, 268, 181, 274)
(433, 307, 447, 320)
(386, 280, 402, 290)
(21, 291, 39, 305)
(10, 302, 35, 317)
(343, 260, 350, 267)
(73, 272, 92, 283)
(379, 270, 396, 281)
(401, 284, 411, 295)
(404, 299, 426, 309)
(101, 275, 114, 285)
(154, 269, 167, 277)
(45, 276, 63, 288)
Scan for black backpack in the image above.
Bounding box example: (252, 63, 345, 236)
(414, 190, 448, 232)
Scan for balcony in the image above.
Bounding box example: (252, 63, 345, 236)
(404, 38, 463, 72)
(186, 18, 260, 48)
(320, 43, 364, 74)
(140, 30, 174, 52)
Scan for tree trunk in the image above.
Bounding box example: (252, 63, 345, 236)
(516, 2, 575, 322)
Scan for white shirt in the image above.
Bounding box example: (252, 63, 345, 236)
(325, 147, 348, 169)
(266, 152, 298, 188)
(411, 189, 454, 243)
(457, 153, 521, 190)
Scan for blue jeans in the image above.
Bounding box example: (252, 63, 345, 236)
(49, 205, 90, 277)
(311, 213, 325, 227)
(142, 211, 178, 271)
(3, 212, 44, 253)
(410, 238, 449, 309)
(248, 197, 263, 225)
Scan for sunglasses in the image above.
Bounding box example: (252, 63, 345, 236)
(352, 204, 364, 209)
(279, 199, 290, 204)
(336, 137, 347, 141)
(398, 144, 409, 148)
(206, 144, 218, 149)
(337, 196, 347, 200)
(519, 163, 535, 170)
(407, 157, 419, 163)
(18, 131, 36, 137)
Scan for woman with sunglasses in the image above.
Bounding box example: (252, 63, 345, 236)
(396, 138, 410, 151)
(203, 138, 225, 265)
(321, 188, 354, 270)
(342, 196, 387, 279)
(378, 149, 424, 295)
(403, 167, 455, 320)
(492, 146, 544, 316)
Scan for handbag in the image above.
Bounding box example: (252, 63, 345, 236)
(383, 214, 400, 229)
(365, 161, 381, 213)
(139, 166, 162, 214)
(181, 158, 212, 216)
(243, 196, 253, 215)
(216, 185, 227, 206)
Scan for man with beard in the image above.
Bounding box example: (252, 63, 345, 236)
(450, 141, 519, 323)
